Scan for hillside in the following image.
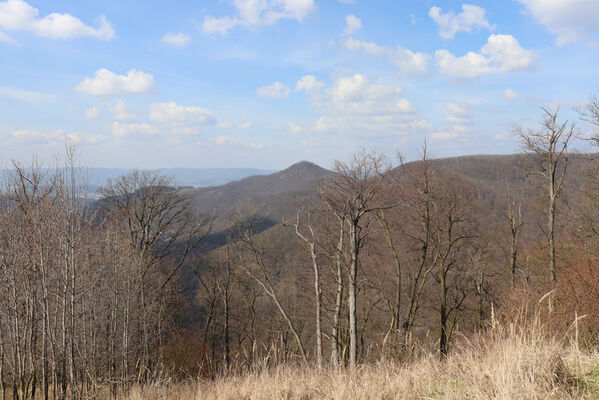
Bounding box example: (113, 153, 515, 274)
(189, 154, 594, 248)
(189, 160, 332, 230)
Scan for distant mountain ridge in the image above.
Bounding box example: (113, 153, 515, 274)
(189, 161, 332, 229)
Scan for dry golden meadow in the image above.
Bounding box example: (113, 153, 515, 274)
(118, 313, 599, 400)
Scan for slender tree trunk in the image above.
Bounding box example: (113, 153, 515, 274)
(308, 241, 323, 369)
(439, 266, 448, 358)
(348, 221, 358, 369)
(331, 219, 344, 366)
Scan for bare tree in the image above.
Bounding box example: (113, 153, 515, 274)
(506, 181, 524, 289)
(518, 108, 574, 282)
(320, 150, 394, 369)
(229, 207, 307, 362)
(285, 210, 323, 368)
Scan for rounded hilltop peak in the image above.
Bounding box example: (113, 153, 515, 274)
(284, 160, 326, 173)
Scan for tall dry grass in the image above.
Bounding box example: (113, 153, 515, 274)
(122, 310, 599, 400)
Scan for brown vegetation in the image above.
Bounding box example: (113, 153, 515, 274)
(2, 105, 599, 399)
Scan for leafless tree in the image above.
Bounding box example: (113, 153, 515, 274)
(320, 149, 394, 369)
(518, 108, 574, 282)
(506, 181, 524, 289)
(285, 210, 323, 368)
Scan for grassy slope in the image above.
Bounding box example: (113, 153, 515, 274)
(121, 314, 599, 399)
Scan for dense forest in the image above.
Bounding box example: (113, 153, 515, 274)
(2, 104, 599, 399)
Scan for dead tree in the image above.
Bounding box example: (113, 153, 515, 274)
(506, 181, 523, 289)
(320, 149, 394, 369)
(285, 210, 323, 368)
(229, 208, 307, 362)
(518, 108, 574, 282)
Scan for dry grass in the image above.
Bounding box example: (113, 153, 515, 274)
(123, 314, 599, 400)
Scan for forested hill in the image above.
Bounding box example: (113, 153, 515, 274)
(188, 153, 593, 237)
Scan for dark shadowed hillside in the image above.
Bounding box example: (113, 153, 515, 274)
(189, 160, 332, 229)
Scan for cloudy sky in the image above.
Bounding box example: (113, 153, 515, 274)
(0, 0, 597, 169)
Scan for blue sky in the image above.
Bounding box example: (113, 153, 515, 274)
(0, 0, 598, 169)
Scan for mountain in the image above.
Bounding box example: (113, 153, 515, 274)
(189, 161, 332, 230)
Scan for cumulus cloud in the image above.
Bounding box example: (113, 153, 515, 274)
(429, 4, 494, 39)
(345, 37, 431, 76)
(256, 81, 290, 98)
(446, 102, 469, 115)
(149, 102, 214, 125)
(344, 14, 361, 35)
(214, 135, 263, 149)
(10, 129, 101, 146)
(108, 122, 159, 138)
(503, 88, 519, 100)
(160, 32, 191, 47)
(0, 0, 114, 43)
(216, 121, 233, 129)
(109, 99, 137, 121)
(287, 122, 303, 135)
(517, 0, 599, 45)
(433, 102, 473, 140)
(76, 69, 156, 96)
(238, 122, 252, 129)
(296, 75, 325, 93)
(435, 34, 534, 80)
(294, 73, 431, 138)
(85, 107, 99, 120)
(396, 98, 415, 113)
(201, 0, 315, 35)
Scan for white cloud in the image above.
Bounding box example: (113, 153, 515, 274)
(338, 0, 356, 3)
(287, 122, 303, 135)
(434, 102, 473, 140)
(149, 102, 214, 125)
(296, 75, 325, 93)
(216, 121, 233, 129)
(256, 81, 290, 98)
(10, 129, 100, 146)
(85, 107, 99, 120)
(214, 135, 263, 149)
(296, 73, 431, 137)
(396, 98, 415, 113)
(201, 0, 315, 35)
(0, 85, 55, 102)
(435, 34, 534, 80)
(503, 88, 519, 100)
(445, 114, 470, 124)
(432, 131, 460, 140)
(345, 37, 385, 55)
(345, 38, 431, 76)
(517, 0, 599, 45)
(238, 122, 252, 129)
(0, 0, 114, 43)
(161, 32, 191, 47)
(108, 122, 159, 138)
(429, 4, 494, 39)
(0, 30, 14, 43)
(12, 128, 64, 143)
(109, 99, 137, 121)
(76, 69, 156, 96)
(344, 14, 361, 35)
(329, 73, 402, 104)
(445, 102, 469, 115)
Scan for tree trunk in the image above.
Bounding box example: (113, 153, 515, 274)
(348, 221, 358, 369)
(331, 219, 344, 366)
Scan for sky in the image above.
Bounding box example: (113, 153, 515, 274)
(0, 0, 598, 169)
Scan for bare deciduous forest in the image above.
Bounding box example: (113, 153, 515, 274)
(4, 106, 599, 399)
